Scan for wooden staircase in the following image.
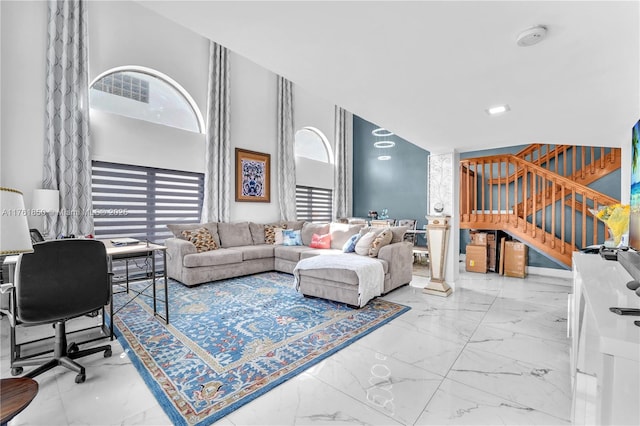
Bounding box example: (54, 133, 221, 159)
(460, 144, 621, 268)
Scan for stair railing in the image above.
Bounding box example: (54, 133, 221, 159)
(460, 154, 618, 254)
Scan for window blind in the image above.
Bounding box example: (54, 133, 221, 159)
(296, 185, 333, 223)
(91, 161, 204, 277)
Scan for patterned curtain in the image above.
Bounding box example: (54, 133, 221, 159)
(201, 41, 231, 222)
(277, 76, 296, 221)
(332, 106, 353, 219)
(43, 0, 92, 237)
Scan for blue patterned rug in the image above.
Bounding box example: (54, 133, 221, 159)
(112, 272, 410, 425)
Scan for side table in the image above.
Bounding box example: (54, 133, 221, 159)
(0, 378, 38, 425)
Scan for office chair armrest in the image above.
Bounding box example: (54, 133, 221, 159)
(0, 282, 16, 326)
(0, 282, 14, 294)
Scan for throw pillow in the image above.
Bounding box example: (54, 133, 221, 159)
(282, 229, 303, 246)
(265, 224, 287, 245)
(181, 227, 218, 253)
(342, 233, 360, 253)
(355, 231, 377, 256)
(273, 227, 286, 245)
(369, 229, 393, 257)
(309, 233, 331, 249)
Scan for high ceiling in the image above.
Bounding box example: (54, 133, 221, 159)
(140, 1, 639, 153)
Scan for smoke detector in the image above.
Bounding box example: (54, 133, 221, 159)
(516, 25, 547, 47)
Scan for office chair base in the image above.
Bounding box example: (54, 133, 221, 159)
(11, 321, 112, 383)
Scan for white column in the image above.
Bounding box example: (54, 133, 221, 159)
(428, 151, 460, 292)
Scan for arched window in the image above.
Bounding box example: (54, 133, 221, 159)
(89, 66, 205, 133)
(295, 127, 333, 163)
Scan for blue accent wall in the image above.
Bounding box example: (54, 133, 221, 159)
(352, 116, 430, 243)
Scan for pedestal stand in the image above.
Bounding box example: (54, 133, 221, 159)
(424, 215, 452, 297)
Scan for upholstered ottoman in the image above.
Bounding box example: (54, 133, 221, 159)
(293, 254, 384, 308)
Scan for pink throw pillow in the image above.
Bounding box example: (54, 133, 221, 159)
(309, 233, 331, 249)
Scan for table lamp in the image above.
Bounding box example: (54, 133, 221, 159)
(32, 189, 59, 239)
(1, 187, 34, 255)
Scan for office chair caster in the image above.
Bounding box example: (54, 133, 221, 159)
(11, 367, 23, 376)
(104, 348, 112, 358)
(75, 373, 86, 384)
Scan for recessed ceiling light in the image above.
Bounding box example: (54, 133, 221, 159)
(374, 141, 395, 148)
(486, 104, 510, 115)
(372, 128, 394, 137)
(377, 155, 392, 161)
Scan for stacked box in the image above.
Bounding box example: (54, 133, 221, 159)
(470, 231, 488, 246)
(466, 244, 488, 273)
(504, 241, 527, 278)
(487, 233, 497, 271)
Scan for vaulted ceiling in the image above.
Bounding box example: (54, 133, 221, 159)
(140, 1, 639, 154)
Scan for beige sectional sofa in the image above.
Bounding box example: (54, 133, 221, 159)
(164, 221, 413, 298)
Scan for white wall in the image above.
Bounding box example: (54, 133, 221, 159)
(1, 0, 337, 228)
(0, 0, 48, 224)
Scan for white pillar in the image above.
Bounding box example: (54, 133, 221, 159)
(428, 151, 460, 292)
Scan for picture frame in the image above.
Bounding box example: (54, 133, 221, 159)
(235, 148, 271, 202)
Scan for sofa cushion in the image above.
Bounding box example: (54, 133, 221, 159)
(264, 224, 286, 245)
(274, 245, 314, 262)
(167, 222, 221, 246)
(231, 244, 275, 261)
(183, 248, 242, 267)
(369, 229, 393, 257)
(281, 220, 305, 231)
(218, 222, 253, 248)
(359, 226, 408, 244)
(309, 233, 331, 249)
(342, 234, 360, 253)
(329, 223, 363, 250)
(283, 229, 303, 246)
(301, 222, 330, 246)
(249, 222, 266, 245)
(180, 227, 218, 253)
(355, 231, 377, 256)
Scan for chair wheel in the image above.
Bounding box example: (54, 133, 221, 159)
(104, 348, 112, 358)
(11, 367, 23, 376)
(75, 373, 86, 384)
(67, 342, 79, 353)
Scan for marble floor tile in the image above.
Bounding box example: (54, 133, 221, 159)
(468, 324, 570, 373)
(222, 372, 403, 425)
(497, 280, 570, 309)
(447, 347, 572, 421)
(307, 342, 444, 424)
(480, 297, 569, 343)
(416, 377, 570, 425)
(355, 321, 467, 377)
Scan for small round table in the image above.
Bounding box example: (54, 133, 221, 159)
(0, 378, 38, 425)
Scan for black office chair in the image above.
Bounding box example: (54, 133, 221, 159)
(7, 239, 112, 384)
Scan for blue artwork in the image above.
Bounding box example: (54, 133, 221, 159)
(241, 159, 265, 197)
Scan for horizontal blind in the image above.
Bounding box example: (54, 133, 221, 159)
(92, 161, 204, 277)
(296, 185, 332, 223)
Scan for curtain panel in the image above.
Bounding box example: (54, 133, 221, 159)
(43, 0, 93, 237)
(277, 76, 297, 221)
(202, 41, 231, 223)
(332, 106, 353, 219)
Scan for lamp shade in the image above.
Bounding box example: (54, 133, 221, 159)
(1, 187, 34, 255)
(32, 189, 60, 213)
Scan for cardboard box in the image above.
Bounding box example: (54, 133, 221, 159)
(470, 232, 488, 245)
(466, 244, 488, 273)
(503, 241, 527, 278)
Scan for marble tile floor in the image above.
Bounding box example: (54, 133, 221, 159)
(1, 269, 573, 425)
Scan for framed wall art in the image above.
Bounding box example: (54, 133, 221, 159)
(235, 148, 271, 202)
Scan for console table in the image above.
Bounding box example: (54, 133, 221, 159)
(570, 253, 640, 425)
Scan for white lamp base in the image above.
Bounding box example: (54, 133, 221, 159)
(423, 280, 452, 297)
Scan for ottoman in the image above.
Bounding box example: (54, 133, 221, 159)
(293, 254, 384, 307)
